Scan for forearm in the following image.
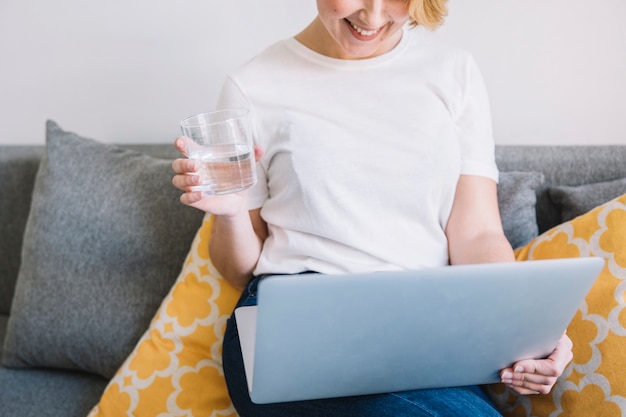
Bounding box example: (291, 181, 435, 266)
(210, 211, 264, 291)
(448, 230, 515, 266)
(446, 175, 516, 266)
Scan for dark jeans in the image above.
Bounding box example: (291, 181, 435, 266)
(222, 275, 503, 417)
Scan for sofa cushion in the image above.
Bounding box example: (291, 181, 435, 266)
(2, 120, 204, 379)
(0, 367, 108, 417)
(497, 171, 544, 249)
(88, 214, 241, 417)
(549, 177, 626, 222)
(495, 145, 626, 233)
(0, 146, 43, 315)
(486, 193, 626, 416)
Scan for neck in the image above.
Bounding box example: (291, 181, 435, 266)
(295, 18, 339, 58)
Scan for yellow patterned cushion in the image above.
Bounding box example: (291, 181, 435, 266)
(487, 193, 626, 416)
(88, 214, 241, 417)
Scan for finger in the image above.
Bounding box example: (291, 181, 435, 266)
(253, 145, 265, 162)
(514, 351, 571, 380)
(174, 136, 191, 156)
(502, 363, 559, 395)
(510, 334, 573, 380)
(506, 378, 556, 395)
(179, 190, 205, 206)
(172, 172, 201, 191)
(513, 360, 558, 379)
(172, 158, 199, 175)
(504, 383, 542, 396)
(507, 368, 558, 393)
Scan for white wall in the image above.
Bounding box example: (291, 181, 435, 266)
(433, 0, 626, 145)
(1, 0, 624, 145)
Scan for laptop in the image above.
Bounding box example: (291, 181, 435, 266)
(235, 257, 604, 404)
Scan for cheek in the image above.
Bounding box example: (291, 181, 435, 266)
(382, 0, 410, 20)
(318, 0, 353, 18)
(389, 3, 410, 20)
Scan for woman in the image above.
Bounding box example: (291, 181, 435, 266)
(172, 0, 573, 415)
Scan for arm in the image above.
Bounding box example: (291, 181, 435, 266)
(445, 175, 514, 265)
(210, 207, 267, 291)
(172, 137, 267, 290)
(446, 175, 572, 395)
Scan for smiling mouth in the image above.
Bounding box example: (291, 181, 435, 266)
(345, 19, 382, 37)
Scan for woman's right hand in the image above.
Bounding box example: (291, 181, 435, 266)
(171, 136, 263, 217)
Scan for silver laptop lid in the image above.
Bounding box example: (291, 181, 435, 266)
(239, 257, 603, 404)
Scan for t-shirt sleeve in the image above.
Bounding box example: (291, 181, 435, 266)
(217, 76, 269, 210)
(453, 54, 499, 182)
(245, 165, 269, 210)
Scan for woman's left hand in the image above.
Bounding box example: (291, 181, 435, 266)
(500, 332, 573, 395)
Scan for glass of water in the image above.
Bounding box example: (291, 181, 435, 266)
(180, 108, 257, 195)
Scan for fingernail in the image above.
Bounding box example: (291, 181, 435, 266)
(502, 372, 513, 380)
(514, 366, 524, 373)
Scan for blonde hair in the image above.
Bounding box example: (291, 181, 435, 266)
(408, 0, 449, 30)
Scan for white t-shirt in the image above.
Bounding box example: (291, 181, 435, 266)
(218, 27, 498, 276)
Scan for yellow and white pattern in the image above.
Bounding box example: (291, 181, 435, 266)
(487, 193, 626, 417)
(88, 214, 241, 417)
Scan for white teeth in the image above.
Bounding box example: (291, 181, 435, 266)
(348, 20, 379, 36)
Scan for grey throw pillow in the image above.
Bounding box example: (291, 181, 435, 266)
(2, 121, 204, 379)
(497, 171, 544, 249)
(549, 178, 626, 222)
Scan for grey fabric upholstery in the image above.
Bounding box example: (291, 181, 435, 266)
(497, 171, 544, 249)
(0, 147, 43, 315)
(495, 145, 626, 233)
(0, 367, 107, 417)
(2, 121, 204, 378)
(0, 314, 8, 362)
(549, 177, 626, 222)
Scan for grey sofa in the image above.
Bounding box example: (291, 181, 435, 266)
(1, 121, 625, 416)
